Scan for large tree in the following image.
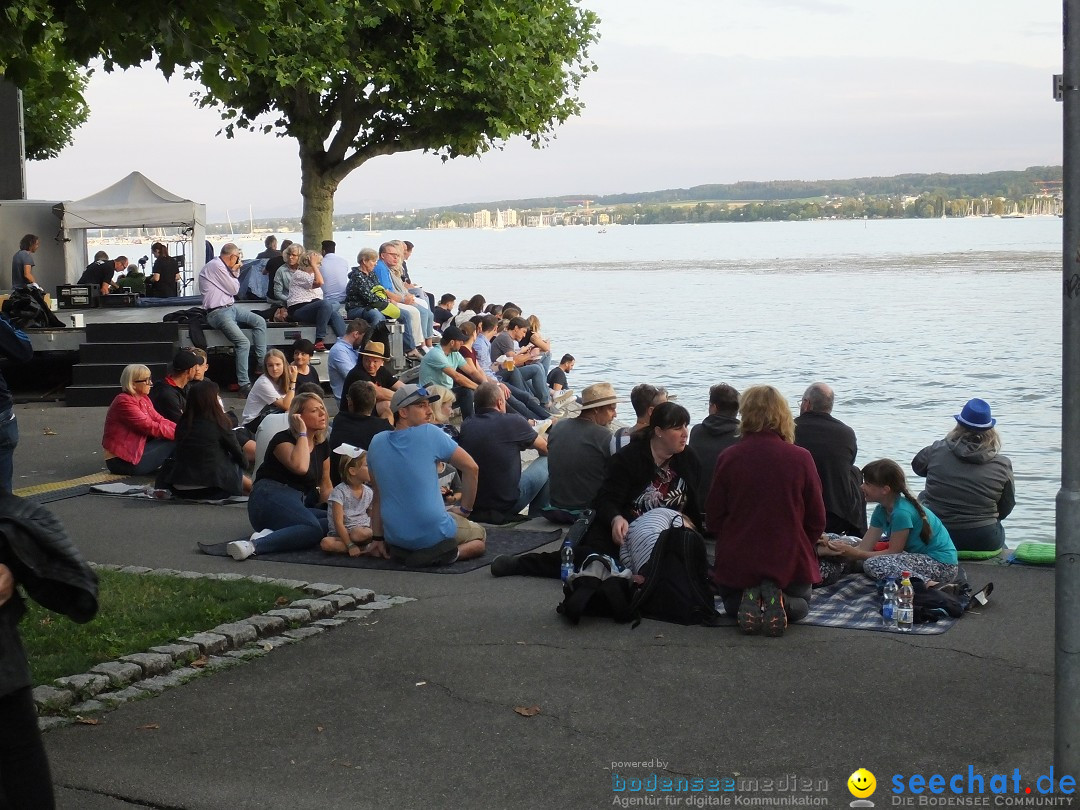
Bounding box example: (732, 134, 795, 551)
(184, 0, 600, 245)
(18, 38, 90, 161)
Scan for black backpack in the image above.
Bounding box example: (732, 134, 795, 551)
(556, 553, 638, 625)
(2, 287, 64, 329)
(630, 516, 722, 626)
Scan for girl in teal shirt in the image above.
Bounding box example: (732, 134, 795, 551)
(823, 459, 958, 583)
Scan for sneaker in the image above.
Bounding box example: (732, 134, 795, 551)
(313, 341, 327, 352)
(250, 528, 274, 542)
(227, 540, 256, 561)
(760, 579, 787, 637)
(554, 389, 575, 405)
(737, 585, 762, 634)
(532, 418, 552, 437)
(237, 383, 252, 397)
(490, 555, 521, 577)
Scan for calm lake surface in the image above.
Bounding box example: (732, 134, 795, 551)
(175, 217, 1066, 542)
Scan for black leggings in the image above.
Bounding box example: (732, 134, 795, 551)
(0, 686, 55, 809)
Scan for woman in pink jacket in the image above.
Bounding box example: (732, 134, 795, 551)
(102, 364, 176, 475)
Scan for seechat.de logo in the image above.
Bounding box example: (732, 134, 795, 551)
(848, 768, 877, 807)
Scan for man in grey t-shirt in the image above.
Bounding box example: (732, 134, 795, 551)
(546, 382, 619, 513)
(10, 234, 38, 289)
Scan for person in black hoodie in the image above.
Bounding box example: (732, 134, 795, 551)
(160, 380, 251, 499)
(0, 494, 98, 808)
(689, 382, 740, 488)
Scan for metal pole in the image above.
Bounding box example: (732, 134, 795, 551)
(0, 79, 27, 199)
(1058, 0, 1080, 779)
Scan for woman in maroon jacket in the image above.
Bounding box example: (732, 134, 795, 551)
(707, 385, 825, 637)
(102, 364, 177, 475)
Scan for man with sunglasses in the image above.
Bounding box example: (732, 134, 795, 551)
(198, 243, 267, 395)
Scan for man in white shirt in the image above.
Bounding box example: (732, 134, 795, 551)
(320, 240, 351, 315)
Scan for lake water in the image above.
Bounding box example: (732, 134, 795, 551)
(125, 217, 1067, 542)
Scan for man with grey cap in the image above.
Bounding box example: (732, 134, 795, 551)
(367, 384, 486, 566)
(149, 349, 202, 424)
(543, 381, 619, 522)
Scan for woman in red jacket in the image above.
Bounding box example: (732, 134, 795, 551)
(102, 364, 177, 475)
(706, 385, 825, 637)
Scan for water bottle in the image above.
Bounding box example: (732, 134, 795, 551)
(897, 571, 914, 632)
(881, 577, 898, 630)
(560, 536, 575, 582)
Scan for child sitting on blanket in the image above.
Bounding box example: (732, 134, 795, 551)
(817, 459, 959, 584)
(320, 448, 387, 558)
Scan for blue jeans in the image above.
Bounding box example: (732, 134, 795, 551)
(513, 457, 550, 516)
(105, 438, 175, 476)
(0, 410, 17, 493)
(247, 479, 328, 553)
(499, 365, 550, 406)
(207, 305, 267, 387)
(289, 299, 347, 341)
(503, 383, 550, 419)
(416, 304, 434, 340)
(453, 386, 475, 419)
(347, 306, 387, 330)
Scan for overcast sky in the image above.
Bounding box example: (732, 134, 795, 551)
(25, 0, 1063, 221)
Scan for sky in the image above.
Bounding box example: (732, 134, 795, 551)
(24, 0, 1064, 222)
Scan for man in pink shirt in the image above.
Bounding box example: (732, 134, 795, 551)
(198, 243, 267, 394)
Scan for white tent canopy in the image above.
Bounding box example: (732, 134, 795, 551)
(52, 171, 206, 286)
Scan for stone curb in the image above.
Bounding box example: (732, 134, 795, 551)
(34, 564, 413, 730)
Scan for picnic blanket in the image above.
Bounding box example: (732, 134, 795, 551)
(198, 528, 563, 574)
(90, 482, 247, 505)
(795, 576, 957, 634)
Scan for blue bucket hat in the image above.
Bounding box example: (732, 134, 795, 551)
(955, 398, 996, 431)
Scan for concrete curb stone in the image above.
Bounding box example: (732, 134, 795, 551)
(35, 564, 412, 728)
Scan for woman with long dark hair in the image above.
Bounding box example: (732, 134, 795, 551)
(161, 380, 251, 500)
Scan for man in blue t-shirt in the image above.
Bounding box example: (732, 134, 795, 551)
(458, 382, 550, 524)
(367, 384, 486, 566)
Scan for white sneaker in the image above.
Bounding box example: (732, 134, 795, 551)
(250, 528, 274, 542)
(554, 389, 575, 405)
(532, 418, 552, 437)
(227, 540, 256, 561)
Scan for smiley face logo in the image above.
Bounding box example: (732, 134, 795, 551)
(847, 768, 876, 798)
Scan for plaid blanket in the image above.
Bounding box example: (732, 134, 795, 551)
(799, 576, 957, 635)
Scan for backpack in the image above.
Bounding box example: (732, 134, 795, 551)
(556, 554, 638, 625)
(2, 287, 64, 329)
(912, 578, 975, 623)
(630, 516, 721, 626)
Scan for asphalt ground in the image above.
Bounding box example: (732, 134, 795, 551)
(7, 399, 1057, 810)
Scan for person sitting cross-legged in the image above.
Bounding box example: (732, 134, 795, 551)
(366, 385, 487, 567)
(458, 382, 550, 524)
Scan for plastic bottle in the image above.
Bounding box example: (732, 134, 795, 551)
(560, 536, 575, 582)
(881, 577, 898, 630)
(897, 571, 914, 632)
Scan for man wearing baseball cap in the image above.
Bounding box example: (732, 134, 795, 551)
(149, 349, 202, 424)
(367, 384, 486, 566)
(419, 324, 477, 418)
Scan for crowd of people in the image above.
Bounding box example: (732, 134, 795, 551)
(79, 235, 1017, 634)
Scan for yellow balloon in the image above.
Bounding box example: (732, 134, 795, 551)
(847, 768, 877, 798)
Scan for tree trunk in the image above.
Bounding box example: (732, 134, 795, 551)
(299, 145, 339, 249)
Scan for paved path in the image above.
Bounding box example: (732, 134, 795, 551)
(8, 401, 1057, 809)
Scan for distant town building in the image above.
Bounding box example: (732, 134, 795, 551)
(473, 209, 492, 228)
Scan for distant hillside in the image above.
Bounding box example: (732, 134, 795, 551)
(411, 166, 1062, 215)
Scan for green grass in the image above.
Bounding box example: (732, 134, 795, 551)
(20, 570, 307, 686)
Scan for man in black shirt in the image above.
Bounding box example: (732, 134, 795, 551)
(263, 238, 292, 302)
(149, 350, 201, 423)
(148, 242, 180, 298)
(78, 253, 122, 296)
(256, 235, 281, 260)
(327, 381, 393, 485)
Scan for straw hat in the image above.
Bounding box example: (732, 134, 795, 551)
(580, 382, 618, 410)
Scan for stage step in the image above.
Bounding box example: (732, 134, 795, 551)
(79, 341, 176, 364)
(71, 362, 169, 386)
(65, 385, 122, 408)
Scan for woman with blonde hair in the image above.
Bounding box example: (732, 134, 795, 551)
(101, 364, 177, 475)
(240, 348, 295, 427)
(707, 385, 825, 637)
(228, 392, 332, 560)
